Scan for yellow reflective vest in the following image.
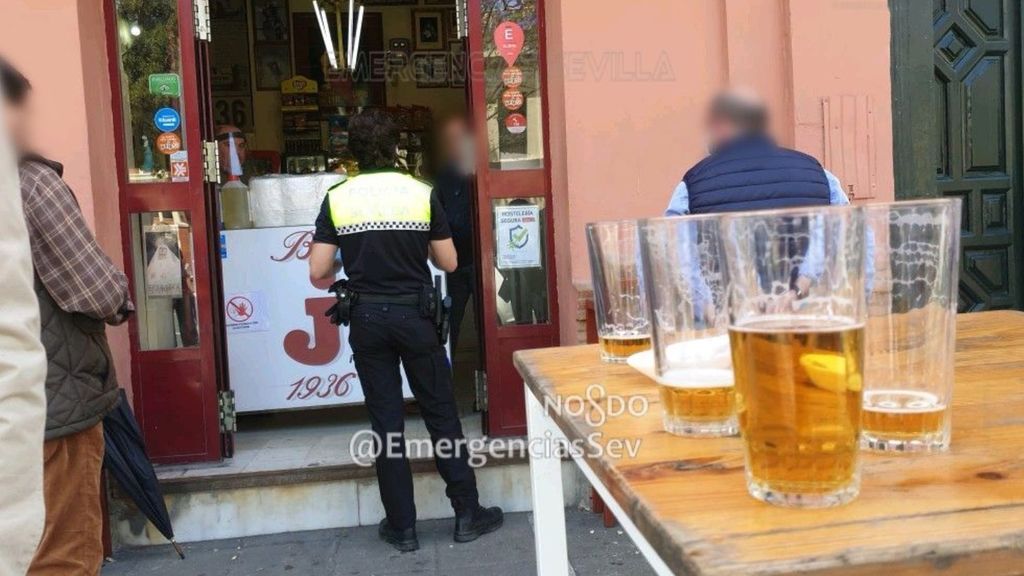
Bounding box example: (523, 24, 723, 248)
(327, 171, 433, 235)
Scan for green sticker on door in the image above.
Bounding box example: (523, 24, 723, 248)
(148, 73, 181, 98)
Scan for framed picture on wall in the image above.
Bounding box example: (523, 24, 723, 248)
(413, 53, 450, 88)
(412, 9, 446, 51)
(255, 44, 293, 90)
(211, 0, 247, 21)
(361, 0, 416, 4)
(253, 0, 290, 42)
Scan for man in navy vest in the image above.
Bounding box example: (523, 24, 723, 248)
(666, 89, 865, 299)
(666, 89, 849, 217)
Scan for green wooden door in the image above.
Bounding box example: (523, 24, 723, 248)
(892, 0, 1023, 311)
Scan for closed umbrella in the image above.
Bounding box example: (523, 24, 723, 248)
(103, 390, 185, 559)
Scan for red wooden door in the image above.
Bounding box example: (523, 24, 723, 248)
(468, 0, 559, 436)
(105, 0, 226, 463)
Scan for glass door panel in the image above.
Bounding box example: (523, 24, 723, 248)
(114, 0, 188, 184)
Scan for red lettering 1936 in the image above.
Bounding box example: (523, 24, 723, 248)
(287, 373, 358, 401)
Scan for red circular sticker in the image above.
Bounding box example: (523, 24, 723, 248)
(156, 133, 182, 155)
(505, 113, 527, 135)
(502, 66, 523, 88)
(501, 88, 524, 111)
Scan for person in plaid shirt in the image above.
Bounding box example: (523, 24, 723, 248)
(3, 57, 133, 576)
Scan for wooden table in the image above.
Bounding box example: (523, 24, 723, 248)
(515, 311, 1024, 576)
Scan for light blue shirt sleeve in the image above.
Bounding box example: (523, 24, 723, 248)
(825, 170, 850, 206)
(666, 180, 690, 216)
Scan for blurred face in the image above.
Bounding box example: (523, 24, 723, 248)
(3, 95, 32, 155)
(704, 115, 738, 154)
(440, 118, 474, 174)
(216, 126, 247, 174)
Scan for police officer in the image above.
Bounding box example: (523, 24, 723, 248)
(309, 110, 502, 552)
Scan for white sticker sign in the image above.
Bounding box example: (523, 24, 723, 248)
(224, 290, 269, 333)
(495, 204, 542, 269)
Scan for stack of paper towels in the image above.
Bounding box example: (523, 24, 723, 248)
(249, 173, 346, 228)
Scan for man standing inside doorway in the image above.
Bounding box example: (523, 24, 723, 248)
(4, 58, 134, 576)
(308, 110, 503, 552)
(433, 115, 476, 355)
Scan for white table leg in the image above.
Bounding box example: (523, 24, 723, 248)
(525, 384, 570, 576)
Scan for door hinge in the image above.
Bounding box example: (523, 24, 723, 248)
(203, 140, 221, 184)
(474, 370, 488, 412)
(194, 0, 211, 42)
(218, 390, 237, 433)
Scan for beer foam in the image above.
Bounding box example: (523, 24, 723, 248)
(657, 368, 734, 389)
(863, 390, 945, 413)
(664, 335, 732, 370)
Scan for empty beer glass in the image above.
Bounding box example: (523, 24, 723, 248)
(586, 220, 651, 363)
(721, 206, 867, 508)
(862, 199, 961, 453)
(638, 216, 736, 437)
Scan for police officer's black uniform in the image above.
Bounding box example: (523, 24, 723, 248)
(313, 169, 501, 551)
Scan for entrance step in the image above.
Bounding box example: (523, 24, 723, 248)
(109, 418, 586, 546)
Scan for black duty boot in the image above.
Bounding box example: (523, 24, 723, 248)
(379, 519, 419, 552)
(453, 505, 504, 543)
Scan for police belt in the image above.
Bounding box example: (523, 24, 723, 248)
(355, 293, 421, 306)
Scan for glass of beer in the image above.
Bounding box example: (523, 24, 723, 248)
(638, 216, 736, 436)
(586, 220, 651, 362)
(862, 199, 960, 453)
(721, 206, 867, 508)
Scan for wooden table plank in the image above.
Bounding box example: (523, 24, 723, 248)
(515, 311, 1024, 576)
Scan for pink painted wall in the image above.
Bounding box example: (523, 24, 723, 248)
(546, 0, 896, 343)
(1, 0, 132, 398)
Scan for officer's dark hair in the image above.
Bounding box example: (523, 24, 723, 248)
(0, 56, 32, 106)
(709, 91, 768, 135)
(349, 109, 399, 171)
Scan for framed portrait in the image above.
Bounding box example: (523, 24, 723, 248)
(361, 0, 416, 4)
(412, 9, 446, 51)
(413, 53, 450, 88)
(449, 40, 466, 88)
(211, 0, 248, 21)
(144, 224, 184, 299)
(255, 45, 293, 90)
(253, 0, 290, 42)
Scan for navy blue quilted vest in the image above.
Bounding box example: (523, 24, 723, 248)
(683, 135, 831, 214)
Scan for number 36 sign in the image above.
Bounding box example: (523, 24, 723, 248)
(213, 96, 253, 131)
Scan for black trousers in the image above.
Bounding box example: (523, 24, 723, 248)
(446, 266, 476, 354)
(349, 303, 479, 530)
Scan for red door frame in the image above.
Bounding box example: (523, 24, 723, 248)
(467, 0, 559, 436)
(104, 0, 224, 463)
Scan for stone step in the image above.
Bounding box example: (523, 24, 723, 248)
(109, 445, 585, 547)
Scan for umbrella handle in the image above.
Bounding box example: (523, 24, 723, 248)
(171, 540, 185, 560)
